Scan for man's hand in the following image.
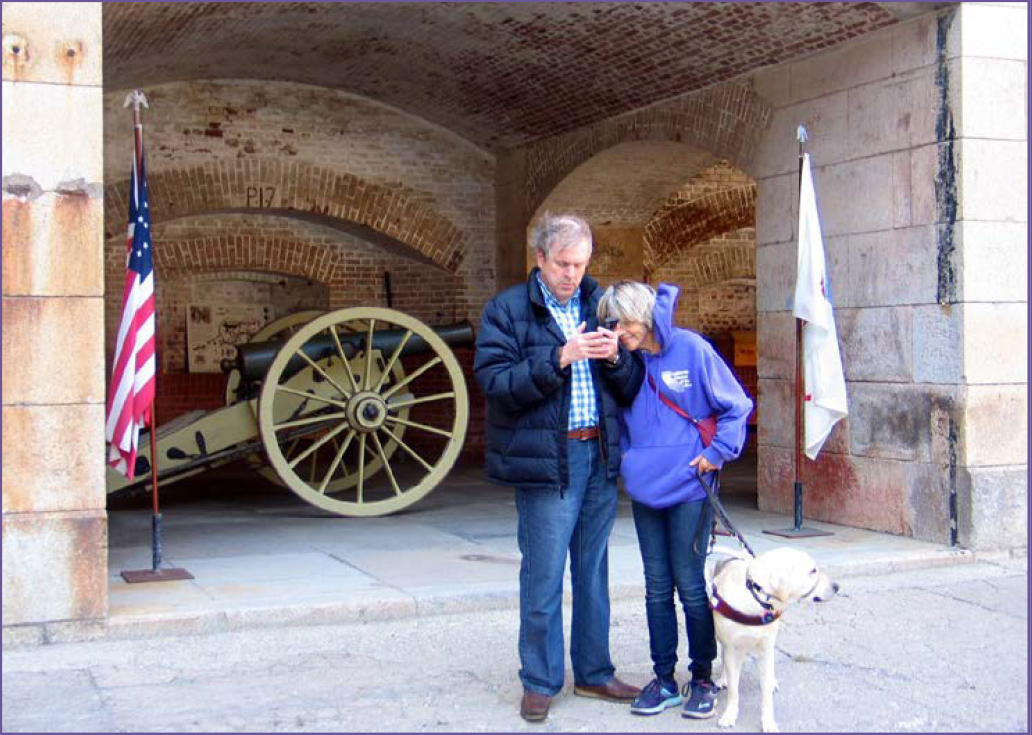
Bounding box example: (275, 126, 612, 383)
(594, 326, 620, 362)
(560, 322, 617, 368)
(689, 454, 718, 473)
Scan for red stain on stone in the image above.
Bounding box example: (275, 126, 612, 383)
(2, 198, 33, 291)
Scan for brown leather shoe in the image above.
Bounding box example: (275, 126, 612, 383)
(520, 689, 552, 722)
(573, 676, 641, 702)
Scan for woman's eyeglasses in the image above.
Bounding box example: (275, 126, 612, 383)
(600, 318, 620, 330)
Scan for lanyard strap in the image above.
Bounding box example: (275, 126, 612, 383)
(646, 373, 699, 425)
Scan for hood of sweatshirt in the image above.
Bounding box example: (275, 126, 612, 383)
(651, 282, 678, 354)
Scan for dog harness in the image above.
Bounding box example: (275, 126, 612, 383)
(709, 584, 782, 626)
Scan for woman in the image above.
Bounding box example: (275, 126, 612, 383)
(597, 280, 753, 719)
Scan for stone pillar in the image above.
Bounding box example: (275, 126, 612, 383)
(952, 2, 1028, 549)
(2, 2, 108, 641)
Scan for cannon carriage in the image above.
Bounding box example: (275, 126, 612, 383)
(108, 307, 473, 517)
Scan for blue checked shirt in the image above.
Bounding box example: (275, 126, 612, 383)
(537, 274, 599, 431)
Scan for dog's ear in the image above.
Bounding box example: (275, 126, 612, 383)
(777, 554, 820, 602)
(746, 556, 776, 597)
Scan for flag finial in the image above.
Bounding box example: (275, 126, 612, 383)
(796, 125, 809, 143)
(123, 89, 149, 111)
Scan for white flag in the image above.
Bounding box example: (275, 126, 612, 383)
(793, 153, 848, 460)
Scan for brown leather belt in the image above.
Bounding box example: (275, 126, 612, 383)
(567, 426, 599, 441)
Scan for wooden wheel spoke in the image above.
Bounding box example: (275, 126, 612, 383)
(288, 421, 349, 470)
(293, 348, 352, 399)
(276, 385, 348, 409)
(379, 426, 433, 473)
(374, 329, 412, 392)
(371, 433, 402, 497)
(382, 357, 442, 400)
(387, 391, 455, 410)
(319, 430, 356, 494)
(362, 319, 377, 390)
(275, 411, 348, 431)
(308, 446, 318, 483)
(356, 434, 367, 504)
(385, 415, 452, 438)
(329, 325, 360, 395)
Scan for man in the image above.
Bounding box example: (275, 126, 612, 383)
(474, 213, 644, 722)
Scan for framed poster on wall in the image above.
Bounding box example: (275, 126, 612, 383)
(186, 303, 271, 373)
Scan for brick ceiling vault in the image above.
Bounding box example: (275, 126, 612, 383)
(103, 161, 469, 274)
(103, 2, 910, 151)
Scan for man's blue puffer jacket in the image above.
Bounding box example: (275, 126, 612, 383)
(473, 269, 644, 492)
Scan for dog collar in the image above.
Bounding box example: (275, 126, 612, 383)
(710, 584, 782, 626)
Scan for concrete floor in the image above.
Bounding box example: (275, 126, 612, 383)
(103, 449, 974, 641)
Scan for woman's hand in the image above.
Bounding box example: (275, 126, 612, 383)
(689, 454, 717, 473)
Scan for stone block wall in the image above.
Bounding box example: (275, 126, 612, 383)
(752, 9, 952, 539)
(751, 5, 1027, 548)
(2, 2, 108, 633)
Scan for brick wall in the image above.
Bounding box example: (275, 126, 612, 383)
(102, 80, 495, 455)
(103, 79, 496, 328)
(651, 228, 757, 331)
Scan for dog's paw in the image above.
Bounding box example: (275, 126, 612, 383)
(714, 673, 727, 689)
(718, 711, 738, 729)
(761, 717, 780, 733)
(772, 678, 779, 692)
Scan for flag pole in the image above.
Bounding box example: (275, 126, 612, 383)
(764, 125, 833, 540)
(793, 131, 806, 531)
(120, 90, 193, 584)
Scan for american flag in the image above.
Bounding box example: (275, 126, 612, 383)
(105, 144, 156, 478)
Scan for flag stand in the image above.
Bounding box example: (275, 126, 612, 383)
(118, 90, 193, 584)
(764, 126, 833, 540)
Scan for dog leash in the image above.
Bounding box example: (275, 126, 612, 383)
(697, 468, 756, 558)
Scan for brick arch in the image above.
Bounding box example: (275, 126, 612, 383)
(643, 184, 756, 274)
(673, 241, 756, 291)
(150, 231, 345, 287)
(524, 80, 770, 219)
(104, 160, 467, 273)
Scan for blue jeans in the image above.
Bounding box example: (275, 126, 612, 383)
(515, 439, 618, 696)
(632, 497, 716, 682)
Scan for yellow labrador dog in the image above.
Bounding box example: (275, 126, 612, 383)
(709, 547, 840, 732)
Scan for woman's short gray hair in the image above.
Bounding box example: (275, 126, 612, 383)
(597, 280, 657, 328)
(530, 212, 593, 259)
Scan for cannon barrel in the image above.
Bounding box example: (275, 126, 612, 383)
(229, 321, 475, 383)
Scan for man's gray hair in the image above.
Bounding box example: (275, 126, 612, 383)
(530, 212, 593, 259)
(597, 280, 657, 329)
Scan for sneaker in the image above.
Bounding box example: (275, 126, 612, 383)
(630, 677, 682, 715)
(681, 679, 719, 719)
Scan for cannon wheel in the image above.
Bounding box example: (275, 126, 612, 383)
(257, 307, 469, 517)
(226, 310, 406, 493)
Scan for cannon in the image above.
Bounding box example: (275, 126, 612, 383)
(107, 307, 473, 517)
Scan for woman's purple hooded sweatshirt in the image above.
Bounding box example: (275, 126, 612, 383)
(618, 284, 754, 509)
